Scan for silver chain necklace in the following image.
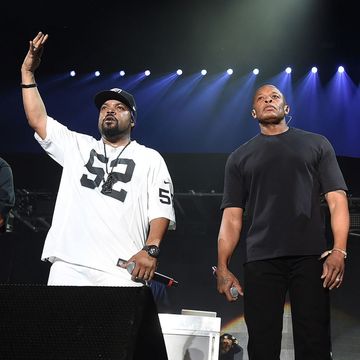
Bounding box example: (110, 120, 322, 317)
(101, 140, 131, 194)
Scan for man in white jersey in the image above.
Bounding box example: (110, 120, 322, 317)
(21, 32, 175, 286)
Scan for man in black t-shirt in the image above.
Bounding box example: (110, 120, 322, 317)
(0, 157, 15, 233)
(216, 84, 349, 360)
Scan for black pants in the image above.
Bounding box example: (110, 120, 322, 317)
(244, 256, 332, 360)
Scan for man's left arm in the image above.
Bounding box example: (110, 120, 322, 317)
(122, 154, 175, 281)
(321, 190, 349, 289)
(126, 217, 170, 281)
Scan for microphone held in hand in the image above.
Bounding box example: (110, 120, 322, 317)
(212, 265, 239, 300)
(117, 258, 179, 287)
(230, 286, 239, 299)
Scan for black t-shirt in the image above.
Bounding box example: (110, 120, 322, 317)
(0, 157, 15, 231)
(221, 128, 347, 263)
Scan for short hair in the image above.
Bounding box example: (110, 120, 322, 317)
(253, 84, 287, 106)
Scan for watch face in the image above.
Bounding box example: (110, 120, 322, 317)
(146, 245, 160, 258)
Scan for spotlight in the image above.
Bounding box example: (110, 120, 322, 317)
(311, 67, 318, 74)
(285, 67, 292, 74)
(227, 68, 233, 75)
(95, 71, 100, 77)
(70, 70, 76, 77)
(176, 69, 183, 75)
(338, 66, 345, 73)
(144, 70, 151, 76)
(201, 69, 207, 75)
(253, 68, 259, 75)
(119, 70, 125, 76)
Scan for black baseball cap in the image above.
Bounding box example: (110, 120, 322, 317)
(94, 88, 137, 121)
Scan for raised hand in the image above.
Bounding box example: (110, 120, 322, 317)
(22, 32, 49, 73)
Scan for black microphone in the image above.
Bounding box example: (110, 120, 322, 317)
(117, 258, 179, 287)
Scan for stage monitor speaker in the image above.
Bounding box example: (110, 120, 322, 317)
(0, 284, 168, 360)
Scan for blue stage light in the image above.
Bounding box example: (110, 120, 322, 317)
(311, 67, 318, 74)
(95, 71, 100, 77)
(227, 69, 233, 75)
(285, 67, 292, 74)
(201, 69, 207, 75)
(70, 70, 76, 77)
(338, 66, 345, 73)
(177, 69, 183, 75)
(119, 70, 125, 76)
(253, 68, 259, 75)
(144, 70, 151, 76)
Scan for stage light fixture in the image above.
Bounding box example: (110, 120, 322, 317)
(201, 69, 207, 75)
(253, 68, 259, 75)
(285, 67, 292, 74)
(95, 71, 100, 77)
(144, 70, 151, 76)
(176, 69, 183, 75)
(338, 66, 345, 73)
(70, 71, 76, 77)
(227, 69, 233, 75)
(119, 70, 125, 76)
(311, 67, 318, 74)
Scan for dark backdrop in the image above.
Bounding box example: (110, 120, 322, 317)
(1, 1, 360, 358)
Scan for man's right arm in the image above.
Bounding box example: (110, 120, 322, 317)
(21, 32, 49, 140)
(216, 207, 244, 300)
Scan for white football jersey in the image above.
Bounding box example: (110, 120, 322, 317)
(35, 117, 175, 284)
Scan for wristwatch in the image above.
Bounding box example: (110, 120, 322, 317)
(142, 245, 160, 258)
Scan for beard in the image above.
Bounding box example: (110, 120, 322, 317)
(258, 117, 283, 125)
(99, 116, 129, 140)
(256, 106, 286, 126)
(101, 124, 123, 139)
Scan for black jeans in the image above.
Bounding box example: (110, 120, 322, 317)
(244, 256, 331, 360)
